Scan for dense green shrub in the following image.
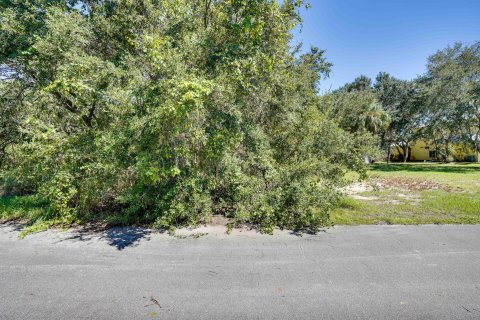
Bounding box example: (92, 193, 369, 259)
(0, 0, 377, 232)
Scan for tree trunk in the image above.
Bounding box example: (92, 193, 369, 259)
(445, 140, 450, 162)
(395, 145, 404, 162)
(387, 146, 391, 163)
(402, 144, 409, 163)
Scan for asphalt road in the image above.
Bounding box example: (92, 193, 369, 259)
(1, 224, 480, 320)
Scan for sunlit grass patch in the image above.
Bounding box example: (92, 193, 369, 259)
(0, 195, 72, 237)
(0, 195, 50, 223)
(333, 162, 480, 225)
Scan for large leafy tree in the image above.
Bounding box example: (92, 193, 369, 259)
(375, 72, 421, 162)
(0, 79, 23, 164)
(340, 75, 372, 93)
(323, 76, 389, 163)
(331, 77, 390, 136)
(0, 0, 372, 231)
(421, 42, 480, 160)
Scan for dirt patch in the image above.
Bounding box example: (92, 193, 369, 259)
(342, 177, 454, 195)
(343, 180, 426, 206)
(351, 195, 379, 201)
(209, 214, 231, 226)
(342, 182, 374, 195)
(375, 177, 460, 192)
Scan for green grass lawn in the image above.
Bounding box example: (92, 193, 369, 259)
(332, 162, 480, 225)
(0, 195, 49, 222)
(0, 195, 60, 236)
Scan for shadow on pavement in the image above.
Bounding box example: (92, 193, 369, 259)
(102, 227, 152, 250)
(52, 225, 154, 250)
(0, 221, 26, 232)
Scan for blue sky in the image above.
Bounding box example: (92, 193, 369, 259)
(292, 0, 480, 91)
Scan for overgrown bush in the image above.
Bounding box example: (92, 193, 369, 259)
(0, 0, 377, 232)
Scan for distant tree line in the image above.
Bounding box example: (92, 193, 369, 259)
(328, 42, 480, 163)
